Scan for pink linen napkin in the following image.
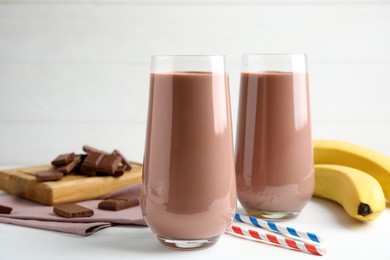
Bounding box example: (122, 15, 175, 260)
(0, 183, 147, 236)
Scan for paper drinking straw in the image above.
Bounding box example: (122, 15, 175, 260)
(234, 213, 323, 243)
(226, 225, 326, 256)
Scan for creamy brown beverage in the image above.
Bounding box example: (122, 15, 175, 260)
(235, 71, 314, 219)
(141, 71, 236, 247)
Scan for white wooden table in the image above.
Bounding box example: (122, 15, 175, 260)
(1, 165, 389, 260)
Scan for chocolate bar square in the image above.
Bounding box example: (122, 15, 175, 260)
(98, 198, 139, 211)
(35, 168, 64, 182)
(53, 203, 94, 218)
(78, 168, 97, 176)
(97, 154, 122, 175)
(112, 165, 126, 177)
(56, 155, 82, 175)
(81, 152, 104, 170)
(0, 204, 13, 214)
(113, 149, 132, 170)
(51, 153, 75, 167)
(82, 145, 109, 155)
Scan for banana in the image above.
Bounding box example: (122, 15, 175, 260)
(314, 164, 386, 221)
(314, 139, 390, 201)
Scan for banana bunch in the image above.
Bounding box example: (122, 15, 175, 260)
(313, 139, 389, 222)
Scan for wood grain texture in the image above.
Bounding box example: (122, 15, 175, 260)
(0, 163, 142, 205)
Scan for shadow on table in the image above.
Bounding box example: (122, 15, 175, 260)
(310, 197, 371, 228)
(91, 226, 187, 254)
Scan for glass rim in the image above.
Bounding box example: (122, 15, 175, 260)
(151, 55, 227, 73)
(241, 53, 308, 73)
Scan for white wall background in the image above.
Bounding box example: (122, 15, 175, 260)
(0, 0, 389, 165)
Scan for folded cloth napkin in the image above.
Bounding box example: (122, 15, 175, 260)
(0, 183, 147, 236)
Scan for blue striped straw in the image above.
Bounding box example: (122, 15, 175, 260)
(234, 213, 323, 243)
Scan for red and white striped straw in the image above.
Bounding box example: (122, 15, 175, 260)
(226, 225, 326, 256)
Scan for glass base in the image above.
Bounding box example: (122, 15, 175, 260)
(245, 210, 300, 221)
(157, 235, 220, 250)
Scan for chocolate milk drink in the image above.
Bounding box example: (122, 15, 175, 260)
(235, 71, 314, 219)
(142, 72, 236, 245)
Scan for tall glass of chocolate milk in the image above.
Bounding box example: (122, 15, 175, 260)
(235, 54, 314, 220)
(141, 55, 236, 249)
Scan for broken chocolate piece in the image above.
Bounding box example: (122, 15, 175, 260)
(81, 152, 104, 171)
(38, 146, 133, 182)
(56, 155, 82, 175)
(79, 168, 97, 176)
(36, 168, 64, 182)
(51, 153, 75, 167)
(112, 165, 126, 177)
(97, 154, 122, 175)
(53, 203, 94, 218)
(72, 154, 87, 172)
(113, 149, 132, 170)
(98, 197, 139, 211)
(83, 145, 104, 154)
(0, 204, 13, 214)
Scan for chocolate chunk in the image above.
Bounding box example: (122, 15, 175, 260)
(79, 167, 97, 176)
(56, 155, 82, 175)
(43, 146, 133, 179)
(0, 204, 13, 214)
(72, 154, 87, 172)
(112, 165, 126, 177)
(53, 203, 94, 218)
(36, 168, 64, 182)
(98, 198, 139, 211)
(81, 152, 105, 171)
(83, 145, 105, 154)
(51, 153, 75, 167)
(97, 154, 122, 175)
(113, 149, 132, 170)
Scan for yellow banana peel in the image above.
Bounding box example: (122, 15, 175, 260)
(314, 139, 390, 201)
(314, 164, 386, 222)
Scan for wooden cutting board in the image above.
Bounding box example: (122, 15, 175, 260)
(0, 162, 142, 205)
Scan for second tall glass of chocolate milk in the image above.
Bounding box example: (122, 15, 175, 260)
(141, 55, 236, 249)
(235, 54, 314, 220)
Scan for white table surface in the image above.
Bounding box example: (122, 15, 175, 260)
(0, 165, 389, 260)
